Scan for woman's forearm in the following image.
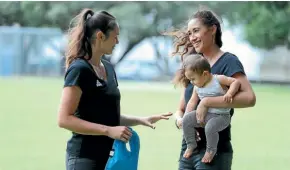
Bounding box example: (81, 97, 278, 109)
(58, 115, 109, 136)
(202, 90, 256, 108)
(120, 115, 142, 126)
(175, 88, 186, 119)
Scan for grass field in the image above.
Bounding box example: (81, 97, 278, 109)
(0, 77, 289, 170)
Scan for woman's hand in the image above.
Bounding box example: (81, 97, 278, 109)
(139, 112, 173, 129)
(107, 126, 132, 142)
(176, 118, 183, 129)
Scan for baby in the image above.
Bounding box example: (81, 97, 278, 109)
(179, 54, 240, 163)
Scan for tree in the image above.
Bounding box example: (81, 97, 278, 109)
(216, 1, 290, 50)
(107, 1, 198, 65)
(0, 1, 119, 30)
(0, 1, 200, 67)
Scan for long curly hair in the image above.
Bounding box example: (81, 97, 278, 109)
(165, 8, 222, 88)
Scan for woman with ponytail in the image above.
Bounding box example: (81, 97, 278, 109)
(57, 8, 172, 170)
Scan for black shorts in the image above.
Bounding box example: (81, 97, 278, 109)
(66, 152, 107, 170)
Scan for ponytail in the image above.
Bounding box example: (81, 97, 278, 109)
(65, 8, 117, 69)
(65, 8, 94, 69)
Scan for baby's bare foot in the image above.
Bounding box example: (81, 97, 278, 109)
(201, 151, 215, 163)
(183, 148, 193, 159)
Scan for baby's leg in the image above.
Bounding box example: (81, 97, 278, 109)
(182, 111, 201, 158)
(202, 113, 231, 163)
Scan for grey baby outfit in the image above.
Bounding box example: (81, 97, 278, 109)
(182, 75, 231, 155)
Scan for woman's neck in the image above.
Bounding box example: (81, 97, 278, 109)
(203, 45, 223, 66)
(89, 51, 103, 66)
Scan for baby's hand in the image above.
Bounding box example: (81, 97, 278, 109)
(223, 93, 233, 103)
(196, 104, 207, 126)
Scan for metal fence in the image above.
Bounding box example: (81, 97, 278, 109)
(0, 26, 65, 77)
(0, 26, 289, 84)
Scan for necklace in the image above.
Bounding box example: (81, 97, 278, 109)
(90, 62, 106, 80)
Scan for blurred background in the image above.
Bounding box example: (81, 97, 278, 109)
(0, 1, 289, 170)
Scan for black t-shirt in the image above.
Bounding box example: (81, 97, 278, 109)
(181, 52, 245, 154)
(64, 58, 121, 165)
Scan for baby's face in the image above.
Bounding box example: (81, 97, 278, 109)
(185, 70, 208, 88)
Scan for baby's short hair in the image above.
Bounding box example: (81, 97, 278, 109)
(182, 54, 211, 75)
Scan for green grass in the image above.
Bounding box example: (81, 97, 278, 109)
(0, 77, 289, 170)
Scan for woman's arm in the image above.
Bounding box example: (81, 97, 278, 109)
(201, 73, 256, 108)
(175, 88, 186, 120)
(173, 88, 187, 129)
(120, 115, 142, 126)
(57, 86, 132, 141)
(120, 112, 173, 129)
(58, 86, 109, 135)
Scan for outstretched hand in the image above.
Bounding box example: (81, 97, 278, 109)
(139, 112, 173, 129)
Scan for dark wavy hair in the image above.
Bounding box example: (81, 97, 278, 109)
(164, 8, 222, 59)
(165, 8, 222, 87)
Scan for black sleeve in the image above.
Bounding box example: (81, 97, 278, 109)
(223, 55, 246, 77)
(64, 64, 87, 91)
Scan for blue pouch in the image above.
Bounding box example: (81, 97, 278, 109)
(105, 128, 140, 170)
